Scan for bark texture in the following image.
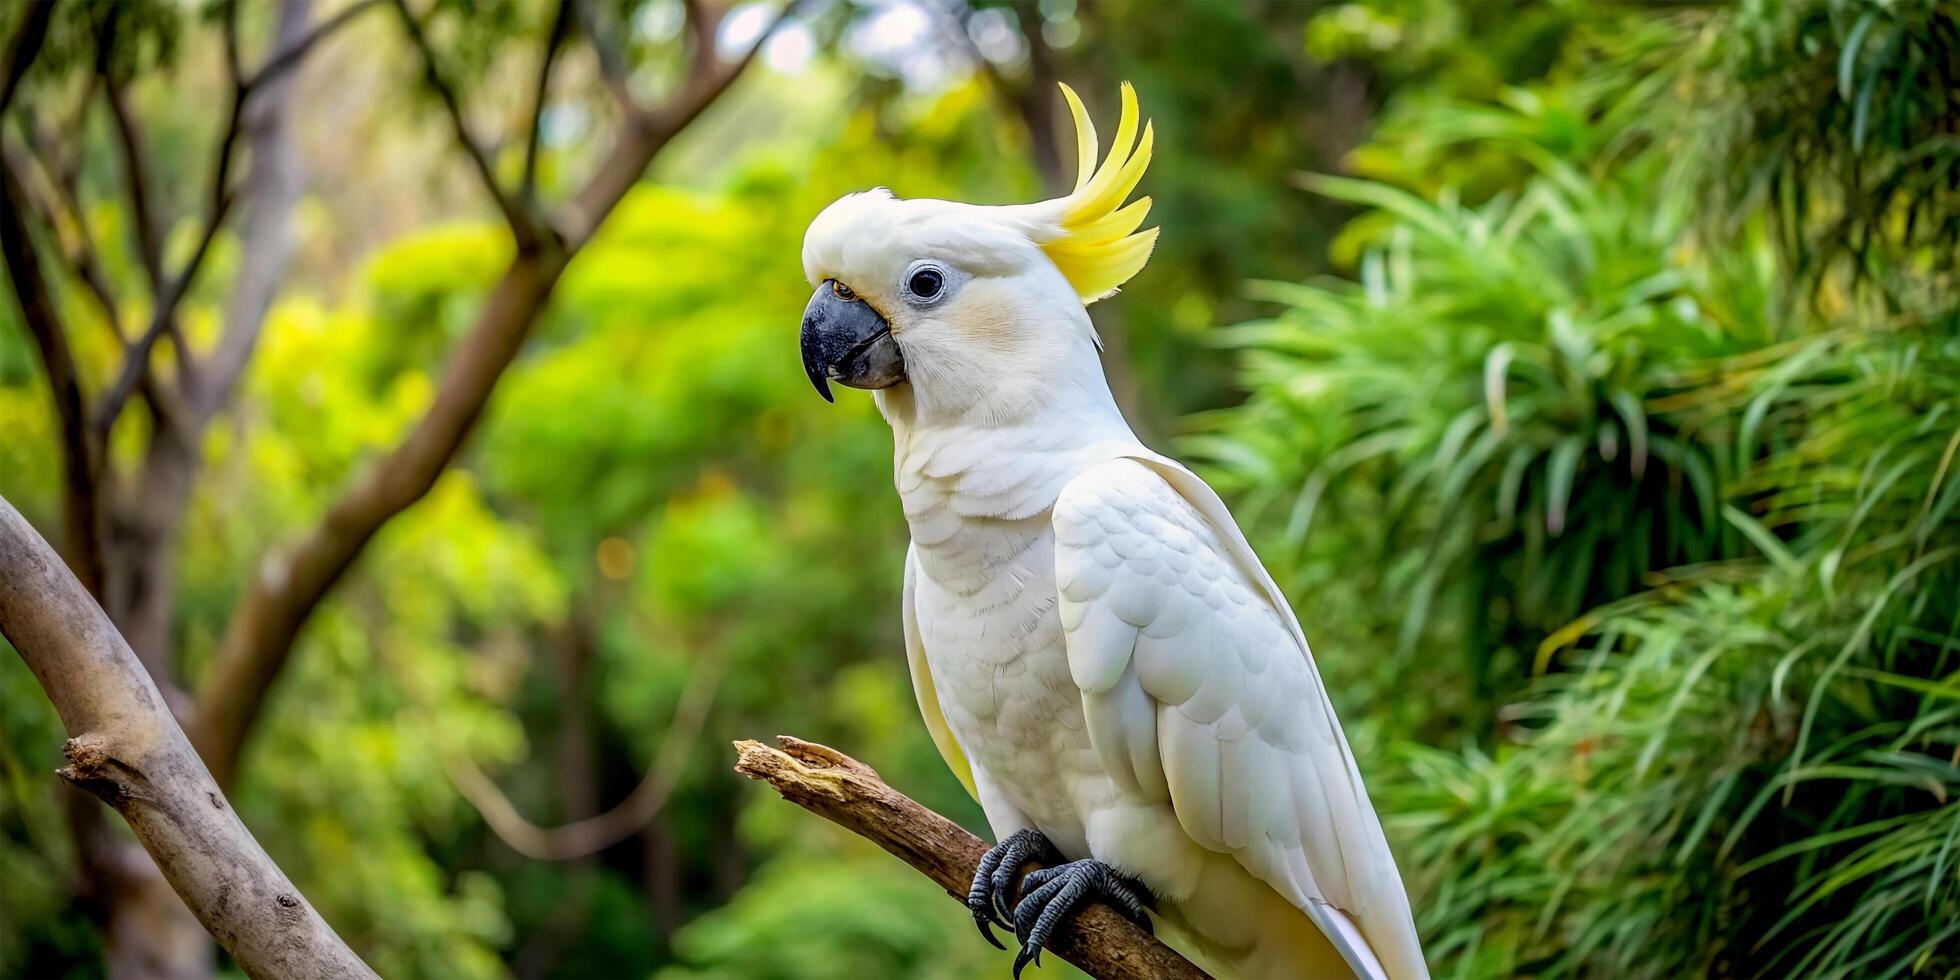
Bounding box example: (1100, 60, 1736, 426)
(733, 736, 1211, 980)
(0, 496, 377, 980)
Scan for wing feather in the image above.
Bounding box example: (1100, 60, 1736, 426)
(1053, 457, 1428, 980)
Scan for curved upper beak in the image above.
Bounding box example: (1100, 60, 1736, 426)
(800, 281, 905, 403)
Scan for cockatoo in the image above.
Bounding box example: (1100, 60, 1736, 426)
(796, 83, 1427, 980)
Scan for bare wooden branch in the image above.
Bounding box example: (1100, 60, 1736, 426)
(392, 0, 540, 244)
(0, 0, 53, 113)
(247, 0, 385, 91)
(521, 0, 574, 200)
(443, 648, 724, 860)
(191, 4, 777, 789)
(94, 12, 253, 437)
(102, 78, 166, 291)
(0, 496, 377, 980)
(0, 155, 105, 597)
(733, 736, 1212, 980)
(198, 0, 315, 424)
(567, 0, 794, 245)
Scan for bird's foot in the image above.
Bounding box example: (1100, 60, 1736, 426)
(968, 829, 1060, 950)
(1010, 859, 1154, 979)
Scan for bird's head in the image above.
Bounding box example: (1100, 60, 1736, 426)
(798, 83, 1157, 418)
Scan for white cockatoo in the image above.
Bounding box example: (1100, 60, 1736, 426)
(796, 83, 1427, 980)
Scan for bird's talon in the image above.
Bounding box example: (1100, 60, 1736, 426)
(1006, 859, 1154, 974)
(967, 829, 1057, 949)
(1021, 865, 1064, 894)
(1011, 944, 1040, 980)
(976, 916, 1007, 951)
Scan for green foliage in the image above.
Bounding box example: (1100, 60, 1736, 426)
(1656, 0, 1960, 299)
(1191, 155, 1769, 728)
(6, 1, 1958, 977)
(1205, 3, 1960, 976)
(657, 855, 1016, 980)
(1, 71, 1006, 977)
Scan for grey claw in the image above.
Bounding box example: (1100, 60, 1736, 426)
(984, 829, 1056, 924)
(968, 829, 1056, 950)
(969, 843, 1011, 945)
(1008, 859, 1156, 974)
(1012, 942, 1041, 980)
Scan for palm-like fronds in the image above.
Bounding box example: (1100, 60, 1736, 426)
(1202, 2, 1960, 974)
(1189, 145, 1778, 729)
(1653, 0, 1960, 304)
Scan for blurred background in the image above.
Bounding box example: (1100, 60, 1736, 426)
(2, 0, 1956, 977)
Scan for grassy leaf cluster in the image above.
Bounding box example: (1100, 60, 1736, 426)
(1200, 4, 1960, 976)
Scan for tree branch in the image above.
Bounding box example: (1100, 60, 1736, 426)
(0, 0, 53, 114)
(5, 137, 192, 440)
(92, 178, 231, 440)
(246, 0, 385, 91)
(197, 0, 315, 423)
(191, 2, 777, 790)
(0, 154, 105, 597)
(733, 737, 1212, 980)
(0, 496, 377, 980)
(101, 78, 166, 292)
(567, 0, 793, 245)
(442, 645, 724, 861)
(219, 0, 243, 90)
(521, 0, 573, 201)
(10, 136, 125, 342)
(94, 13, 252, 438)
(190, 255, 568, 788)
(572, 1, 632, 109)
(391, 0, 539, 245)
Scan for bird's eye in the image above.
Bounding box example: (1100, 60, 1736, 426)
(832, 280, 856, 300)
(908, 267, 944, 300)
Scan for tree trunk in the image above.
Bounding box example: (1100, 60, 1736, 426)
(76, 4, 317, 974)
(102, 419, 200, 685)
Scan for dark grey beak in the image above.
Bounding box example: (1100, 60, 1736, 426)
(800, 280, 905, 403)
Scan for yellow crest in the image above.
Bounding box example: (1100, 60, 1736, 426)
(1038, 83, 1158, 304)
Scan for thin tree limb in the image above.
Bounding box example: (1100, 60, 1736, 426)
(219, 0, 243, 89)
(102, 78, 166, 292)
(0, 496, 377, 980)
(0, 154, 104, 597)
(10, 137, 126, 341)
(733, 737, 1212, 980)
(0, 0, 54, 114)
(190, 254, 568, 788)
(246, 0, 385, 91)
(444, 645, 725, 861)
(191, 1, 778, 790)
(94, 9, 252, 437)
(391, 0, 540, 245)
(566, 0, 794, 245)
(196, 0, 314, 423)
(572, 1, 635, 116)
(91, 183, 231, 440)
(521, 0, 574, 201)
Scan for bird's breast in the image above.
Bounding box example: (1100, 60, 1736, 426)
(906, 495, 1104, 829)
